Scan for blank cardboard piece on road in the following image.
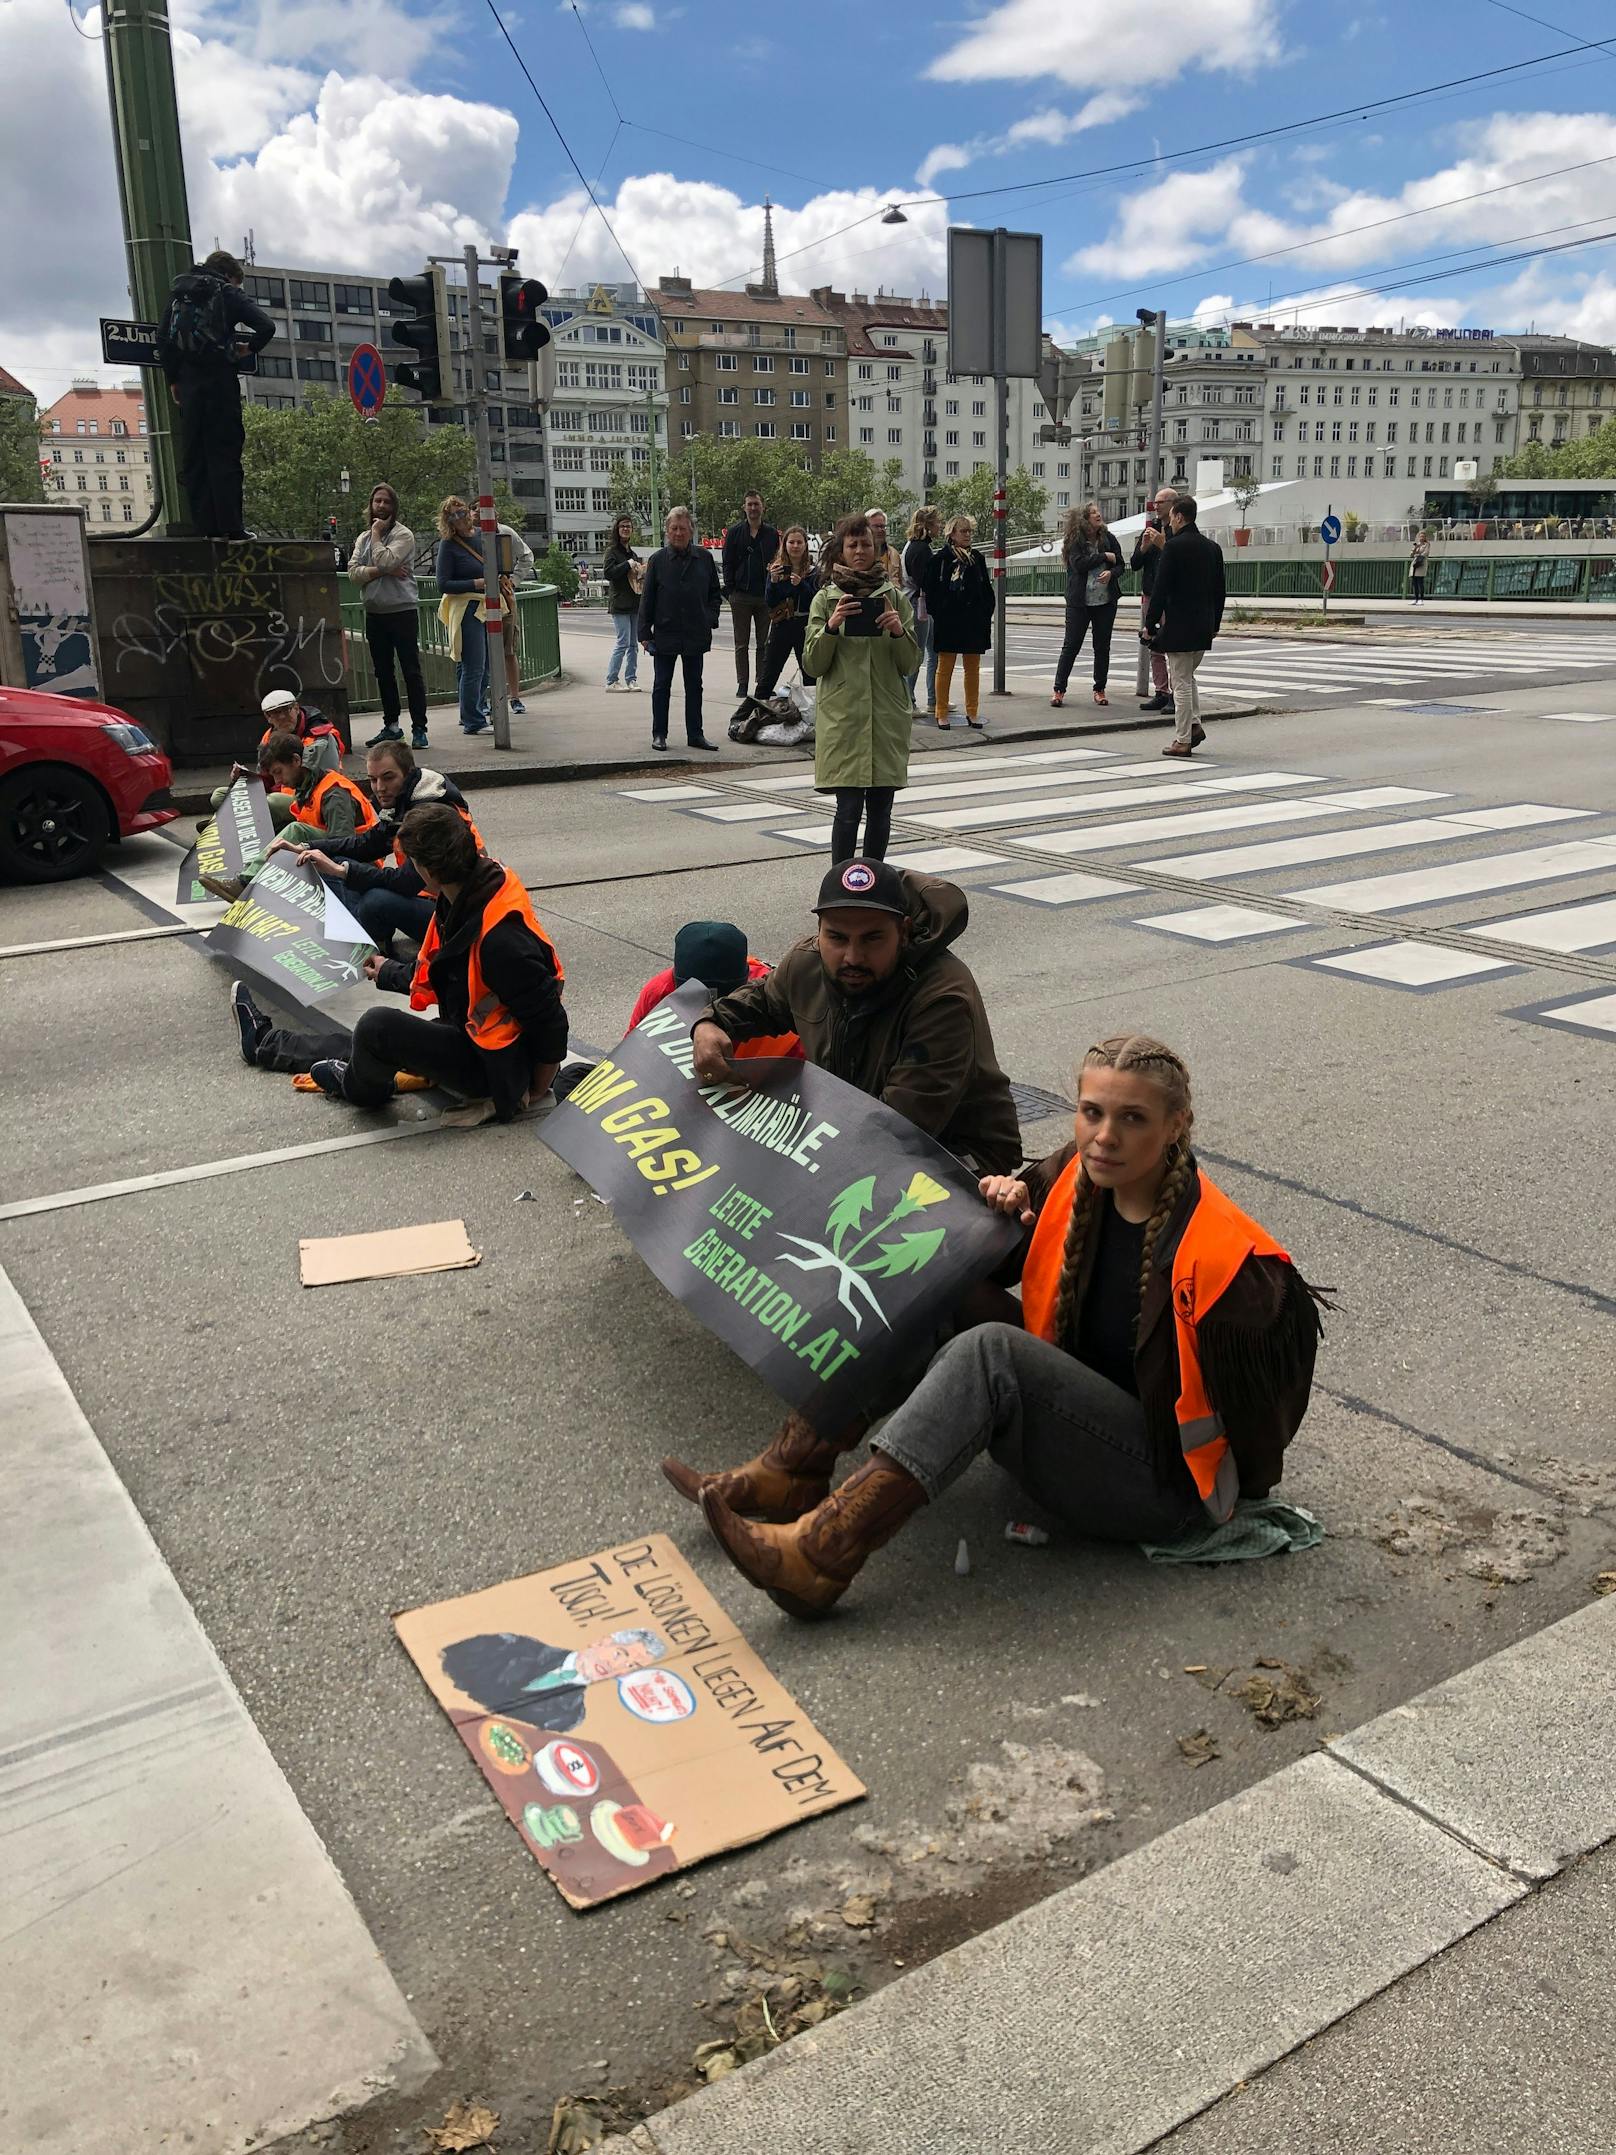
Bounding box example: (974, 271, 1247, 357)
(395, 1533, 865, 1909)
(299, 1218, 481, 1287)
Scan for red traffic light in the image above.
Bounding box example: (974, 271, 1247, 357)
(500, 274, 551, 363)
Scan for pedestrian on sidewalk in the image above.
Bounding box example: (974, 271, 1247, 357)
(1144, 496, 1223, 758)
(638, 505, 722, 751)
(349, 484, 429, 750)
(924, 513, 993, 731)
(155, 248, 276, 539)
(497, 520, 536, 713)
(753, 526, 818, 700)
(1131, 484, 1178, 714)
(804, 513, 918, 859)
(721, 490, 780, 696)
(901, 506, 941, 714)
(1409, 528, 1431, 604)
(602, 513, 644, 692)
(692, 1032, 1328, 1619)
(434, 498, 491, 736)
(1050, 501, 1124, 709)
(866, 507, 904, 585)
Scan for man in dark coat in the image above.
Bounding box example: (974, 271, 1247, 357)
(638, 505, 723, 751)
(1143, 495, 1225, 757)
(1129, 483, 1178, 712)
(440, 1627, 668, 1735)
(156, 248, 276, 539)
(720, 489, 780, 696)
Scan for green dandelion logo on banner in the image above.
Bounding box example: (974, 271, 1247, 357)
(774, 1170, 952, 1330)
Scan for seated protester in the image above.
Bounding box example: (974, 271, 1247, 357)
(307, 802, 566, 1120)
(286, 738, 480, 952)
(200, 732, 377, 901)
(691, 859, 1019, 1173)
(697, 1033, 1328, 1619)
(206, 686, 345, 825)
(663, 859, 1021, 1519)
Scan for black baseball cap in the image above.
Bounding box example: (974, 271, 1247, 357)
(672, 919, 749, 993)
(813, 858, 907, 918)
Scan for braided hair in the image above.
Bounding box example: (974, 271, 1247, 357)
(1050, 1033, 1195, 1349)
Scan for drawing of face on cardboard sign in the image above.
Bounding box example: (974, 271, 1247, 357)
(395, 1534, 864, 1909)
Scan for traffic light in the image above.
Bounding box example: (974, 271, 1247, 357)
(389, 266, 452, 404)
(499, 274, 550, 363)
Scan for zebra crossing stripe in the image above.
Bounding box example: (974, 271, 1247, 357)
(885, 846, 1010, 873)
(1145, 807, 1582, 882)
(1310, 943, 1516, 988)
(1479, 896, 1616, 953)
(1006, 786, 1445, 857)
(894, 758, 1215, 807)
(1521, 990, 1616, 1038)
(916, 770, 1329, 836)
(735, 746, 1115, 790)
(989, 870, 1143, 906)
(1135, 904, 1308, 942)
(1284, 834, 1616, 914)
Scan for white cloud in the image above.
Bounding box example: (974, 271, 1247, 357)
(1065, 158, 1270, 279)
(1004, 93, 1143, 148)
(916, 142, 975, 188)
(614, 1, 656, 23)
(929, 0, 1281, 89)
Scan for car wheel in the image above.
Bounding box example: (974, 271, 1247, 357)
(0, 763, 114, 883)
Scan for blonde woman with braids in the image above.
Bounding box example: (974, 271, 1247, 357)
(700, 1033, 1327, 1620)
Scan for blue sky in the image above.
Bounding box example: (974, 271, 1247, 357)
(8, 0, 1616, 399)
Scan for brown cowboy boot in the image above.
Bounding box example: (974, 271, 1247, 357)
(661, 1410, 866, 1524)
(699, 1451, 927, 1620)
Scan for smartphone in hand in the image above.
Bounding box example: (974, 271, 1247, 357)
(843, 594, 885, 637)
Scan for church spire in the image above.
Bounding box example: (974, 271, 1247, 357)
(761, 194, 778, 298)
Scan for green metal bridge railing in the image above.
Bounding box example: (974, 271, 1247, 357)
(1003, 556, 1616, 603)
(340, 583, 563, 712)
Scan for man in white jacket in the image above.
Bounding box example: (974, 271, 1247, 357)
(348, 482, 429, 749)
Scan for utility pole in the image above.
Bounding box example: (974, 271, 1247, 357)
(991, 227, 1010, 699)
(645, 384, 663, 533)
(463, 244, 512, 751)
(1133, 307, 1167, 699)
(101, 0, 194, 532)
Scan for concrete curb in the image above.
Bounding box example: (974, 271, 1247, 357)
(606, 1597, 1616, 2155)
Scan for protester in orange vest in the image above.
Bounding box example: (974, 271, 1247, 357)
(306, 802, 566, 1119)
(697, 1031, 1328, 1620)
(283, 739, 480, 953)
(200, 732, 377, 902)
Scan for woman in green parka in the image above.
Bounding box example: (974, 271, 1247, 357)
(804, 512, 920, 861)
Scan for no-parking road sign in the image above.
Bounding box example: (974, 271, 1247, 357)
(348, 343, 387, 420)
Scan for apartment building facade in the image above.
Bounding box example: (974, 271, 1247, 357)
(655, 276, 848, 471)
(40, 381, 153, 528)
(1510, 335, 1616, 454)
(542, 281, 666, 561)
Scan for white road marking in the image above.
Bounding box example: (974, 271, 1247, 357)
(735, 746, 1116, 791)
(688, 800, 802, 821)
(0, 922, 204, 960)
(892, 758, 1215, 807)
(1006, 787, 1444, 857)
(1285, 836, 1616, 914)
(914, 770, 1331, 836)
(1480, 897, 1616, 953)
(621, 783, 722, 801)
(1530, 990, 1616, 1035)
(1448, 804, 1592, 831)
(1135, 904, 1309, 942)
(885, 846, 1009, 873)
(771, 823, 838, 844)
(989, 871, 1143, 905)
(1543, 711, 1613, 723)
(1148, 808, 1597, 883)
(1311, 943, 1515, 987)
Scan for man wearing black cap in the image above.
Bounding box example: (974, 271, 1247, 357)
(691, 858, 1019, 1174)
(627, 920, 765, 1029)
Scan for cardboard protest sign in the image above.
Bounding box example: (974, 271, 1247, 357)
(299, 1219, 480, 1287)
(539, 984, 1021, 1429)
(204, 853, 374, 1009)
(175, 774, 275, 904)
(396, 1534, 863, 1909)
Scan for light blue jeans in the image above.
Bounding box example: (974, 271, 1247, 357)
(607, 611, 639, 686)
(456, 609, 489, 732)
(907, 613, 936, 708)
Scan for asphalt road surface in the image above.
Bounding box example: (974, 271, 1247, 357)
(3, 658, 1613, 2152)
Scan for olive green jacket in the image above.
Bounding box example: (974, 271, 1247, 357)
(803, 581, 920, 791)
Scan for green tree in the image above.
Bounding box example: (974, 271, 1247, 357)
(1489, 421, 1616, 481)
(929, 463, 1050, 548)
(536, 543, 579, 600)
(0, 394, 46, 505)
(242, 391, 528, 549)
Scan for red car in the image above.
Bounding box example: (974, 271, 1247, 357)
(0, 684, 177, 883)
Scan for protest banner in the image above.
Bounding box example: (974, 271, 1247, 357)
(174, 775, 276, 904)
(204, 853, 374, 1009)
(396, 1533, 863, 1910)
(539, 984, 1021, 1428)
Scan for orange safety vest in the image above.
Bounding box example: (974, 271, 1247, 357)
(1020, 1159, 1293, 1523)
(409, 867, 564, 1049)
(392, 805, 484, 877)
(293, 767, 378, 833)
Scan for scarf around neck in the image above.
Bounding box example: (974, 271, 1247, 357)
(825, 559, 890, 598)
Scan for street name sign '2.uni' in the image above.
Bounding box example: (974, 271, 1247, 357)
(539, 984, 1021, 1428)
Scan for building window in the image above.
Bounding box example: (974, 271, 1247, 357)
(972, 431, 985, 447)
(971, 399, 986, 416)
(887, 364, 901, 381)
(789, 356, 809, 375)
(783, 326, 796, 349)
(555, 486, 586, 512)
(550, 408, 584, 431)
(825, 423, 836, 441)
(289, 279, 330, 308)
(859, 426, 875, 443)
(752, 354, 774, 373)
(888, 427, 902, 444)
(823, 358, 836, 375)
(296, 319, 332, 342)
(718, 386, 738, 405)
(680, 385, 691, 404)
(246, 275, 285, 306)
(857, 362, 874, 380)
(790, 389, 810, 408)
(716, 354, 738, 371)
(945, 460, 959, 475)
(119, 474, 130, 491)
(296, 357, 338, 382)
(552, 446, 585, 470)
(681, 419, 694, 438)
(791, 421, 813, 441)
(754, 388, 775, 405)
(945, 429, 958, 445)
(333, 283, 373, 315)
(755, 421, 776, 438)
(257, 353, 293, 379)
(591, 488, 612, 512)
(557, 360, 581, 387)
(719, 419, 740, 438)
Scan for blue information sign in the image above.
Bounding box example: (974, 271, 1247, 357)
(1319, 514, 1342, 545)
(348, 343, 387, 418)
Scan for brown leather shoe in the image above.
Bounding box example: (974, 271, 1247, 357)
(661, 1409, 865, 1523)
(699, 1452, 927, 1619)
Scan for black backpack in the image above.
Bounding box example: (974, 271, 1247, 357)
(159, 277, 234, 362)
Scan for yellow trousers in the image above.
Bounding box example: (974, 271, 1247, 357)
(934, 650, 980, 720)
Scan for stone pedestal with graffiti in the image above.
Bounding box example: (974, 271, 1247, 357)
(89, 538, 349, 763)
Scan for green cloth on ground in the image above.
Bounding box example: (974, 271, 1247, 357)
(1140, 1498, 1323, 1565)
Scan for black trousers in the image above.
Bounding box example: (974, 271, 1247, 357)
(1054, 604, 1116, 694)
(344, 1005, 487, 1105)
(176, 368, 246, 538)
(651, 649, 705, 744)
(755, 615, 806, 699)
(365, 609, 429, 730)
(831, 787, 895, 862)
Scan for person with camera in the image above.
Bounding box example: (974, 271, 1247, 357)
(1050, 502, 1124, 709)
(1130, 484, 1178, 714)
(802, 513, 919, 860)
(923, 513, 994, 730)
(1143, 495, 1224, 757)
(752, 525, 819, 703)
